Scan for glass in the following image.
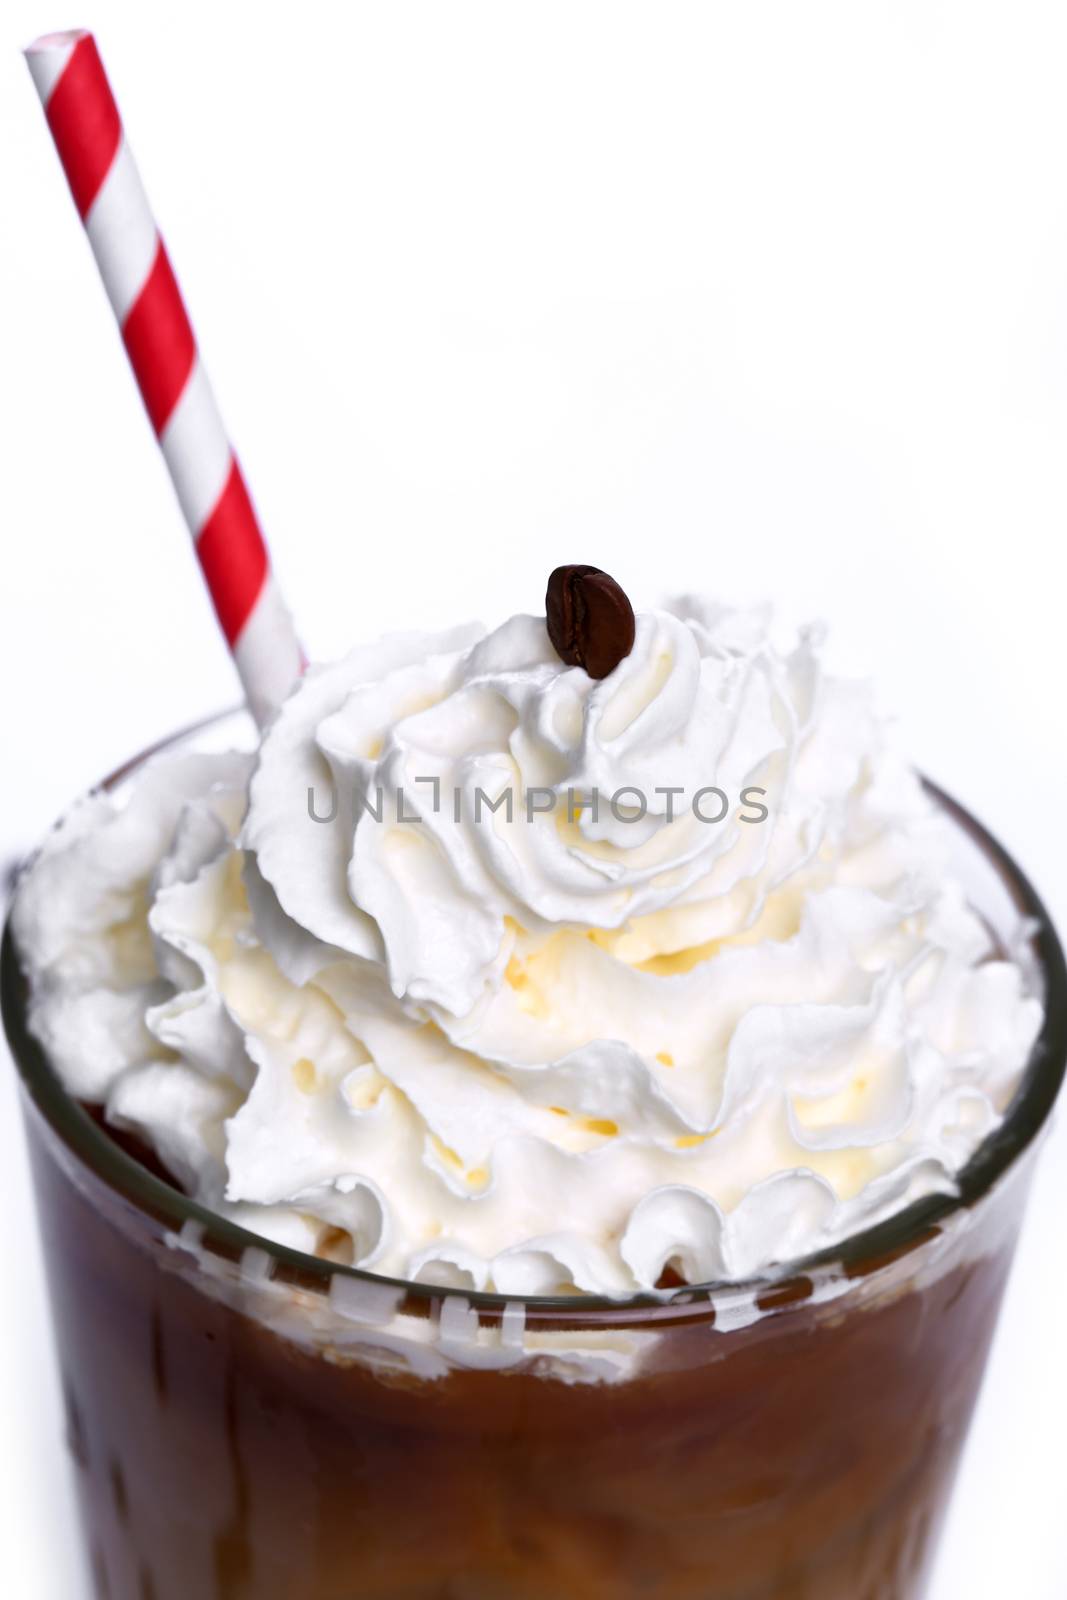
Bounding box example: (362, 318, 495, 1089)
(3, 713, 1065, 1600)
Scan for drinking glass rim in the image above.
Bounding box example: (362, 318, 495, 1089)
(3, 710, 1065, 1322)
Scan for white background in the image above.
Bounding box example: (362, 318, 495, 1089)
(2, 3, 1066, 1595)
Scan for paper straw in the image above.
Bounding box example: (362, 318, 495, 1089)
(25, 30, 303, 726)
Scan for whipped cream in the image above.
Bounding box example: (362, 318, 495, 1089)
(12, 598, 1042, 1297)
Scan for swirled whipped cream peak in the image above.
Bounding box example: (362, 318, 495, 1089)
(13, 596, 1042, 1297)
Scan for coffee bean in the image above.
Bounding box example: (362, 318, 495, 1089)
(545, 565, 636, 679)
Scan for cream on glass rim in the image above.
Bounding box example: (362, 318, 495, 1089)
(12, 567, 1041, 1301)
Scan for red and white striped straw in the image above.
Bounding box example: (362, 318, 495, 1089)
(25, 30, 303, 727)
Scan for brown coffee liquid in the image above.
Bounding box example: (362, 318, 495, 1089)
(26, 1101, 1021, 1600)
